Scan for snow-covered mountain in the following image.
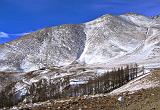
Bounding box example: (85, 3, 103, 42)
(1, 13, 160, 109)
(0, 13, 160, 72)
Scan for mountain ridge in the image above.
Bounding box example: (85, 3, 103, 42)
(0, 13, 160, 72)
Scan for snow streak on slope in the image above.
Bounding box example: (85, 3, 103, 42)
(79, 14, 160, 68)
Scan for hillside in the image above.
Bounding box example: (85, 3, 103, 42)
(6, 70, 160, 110)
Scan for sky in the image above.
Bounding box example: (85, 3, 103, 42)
(1, 0, 160, 44)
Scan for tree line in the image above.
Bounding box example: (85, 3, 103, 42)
(0, 64, 139, 108)
(27, 64, 138, 102)
(63, 64, 138, 97)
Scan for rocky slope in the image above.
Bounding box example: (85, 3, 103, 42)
(6, 70, 160, 110)
(0, 25, 86, 72)
(1, 13, 160, 72)
(0, 64, 99, 108)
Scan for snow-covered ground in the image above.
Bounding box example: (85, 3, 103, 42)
(110, 70, 159, 95)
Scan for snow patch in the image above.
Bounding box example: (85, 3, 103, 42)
(70, 79, 88, 85)
(110, 72, 159, 94)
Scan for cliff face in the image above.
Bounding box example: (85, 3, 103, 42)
(1, 13, 160, 72)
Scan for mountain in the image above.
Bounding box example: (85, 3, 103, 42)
(0, 25, 86, 72)
(1, 13, 160, 109)
(0, 13, 160, 72)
